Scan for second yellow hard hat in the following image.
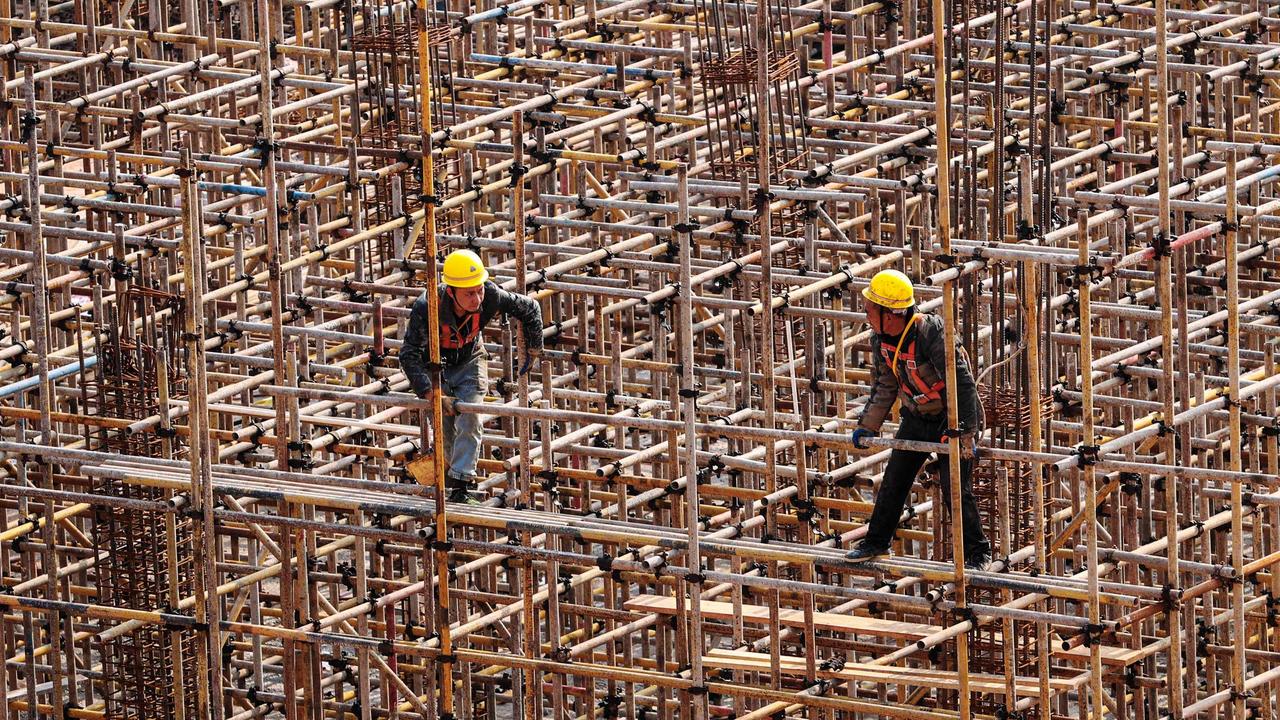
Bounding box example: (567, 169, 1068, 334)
(862, 269, 915, 310)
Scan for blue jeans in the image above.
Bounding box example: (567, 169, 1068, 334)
(435, 354, 487, 482)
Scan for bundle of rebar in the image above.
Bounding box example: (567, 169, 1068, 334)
(1, 0, 1279, 718)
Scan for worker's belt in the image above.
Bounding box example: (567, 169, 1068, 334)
(440, 347, 478, 367)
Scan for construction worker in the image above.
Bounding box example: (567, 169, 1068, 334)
(845, 269, 990, 570)
(401, 249, 543, 501)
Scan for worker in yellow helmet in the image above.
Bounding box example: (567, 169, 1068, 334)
(845, 269, 990, 570)
(401, 249, 543, 502)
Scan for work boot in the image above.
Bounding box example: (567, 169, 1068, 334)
(445, 474, 482, 505)
(845, 541, 890, 562)
(963, 547, 991, 571)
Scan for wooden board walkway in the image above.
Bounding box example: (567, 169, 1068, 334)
(1052, 635, 1162, 667)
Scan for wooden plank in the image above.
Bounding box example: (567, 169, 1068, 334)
(1052, 639, 1159, 667)
(623, 595, 937, 640)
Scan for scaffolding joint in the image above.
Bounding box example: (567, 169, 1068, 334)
(538, 469, 559, 495)
(18, 111, 40, 143)
(110, 256, 133, 281)
(341, 278, 370, 303)
(253, 138, 280, 167)
(950, 605, 978, 627)
(1080, 622, 1105, 647)
(1076, 443, 1100, 466)
(792, 496, 816, 522)
(752, 187, 775, 210)
(1072, 259, 1100, 285)
(292, 293, 313, 317)
(640, 101, 660, 124)
(1228, 685, 1253, 702)
(878, 0, 900, 23)
(598, 692, 624, 717)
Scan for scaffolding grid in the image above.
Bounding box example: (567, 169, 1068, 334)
(0, 0, 1278, 718)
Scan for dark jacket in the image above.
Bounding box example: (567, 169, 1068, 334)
(858, 312, 981, 433)
(400, 281, 543, 396)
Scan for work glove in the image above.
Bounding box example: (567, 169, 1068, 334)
(851, 427, 876, 449)
(441, 396, 458, 416)
(959, 432, 979, 460)
(517, 349, 542, 378)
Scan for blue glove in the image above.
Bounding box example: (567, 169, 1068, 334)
(851, 427, 876, 449)
(517, 350, 541, 378)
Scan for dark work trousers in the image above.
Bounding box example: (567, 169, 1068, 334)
(862, 411, 989, 555)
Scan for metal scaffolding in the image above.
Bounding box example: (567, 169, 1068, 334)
(1, 0, 1280, 718)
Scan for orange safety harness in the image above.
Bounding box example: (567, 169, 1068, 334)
(441, 289, 483, 355)
(441, 311, 481, 350)
(881, 313, 946, 404)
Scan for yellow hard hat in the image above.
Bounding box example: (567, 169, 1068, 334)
(442, 249, 489, 288)
(862, 269, 915, 310)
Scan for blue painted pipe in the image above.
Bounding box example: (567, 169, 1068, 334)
(0, 355, 97, 399)
(201, 182, 314, 202)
